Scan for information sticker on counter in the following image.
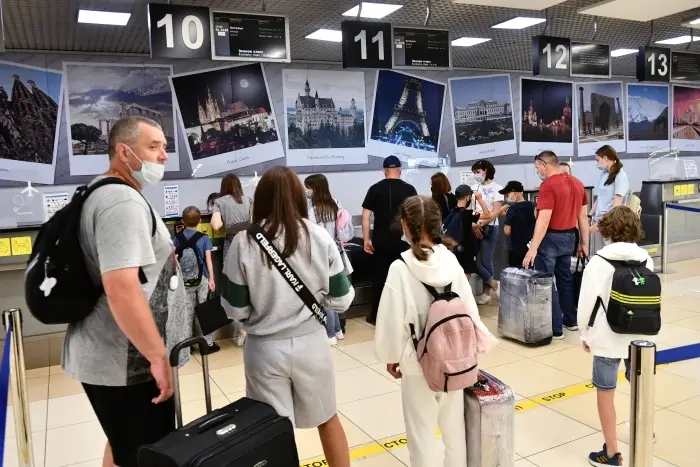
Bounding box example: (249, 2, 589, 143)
(684, 160, 698, 179)
(43, 192, 69, 221)
(164, 185, 180, 217)
(0, 238, 10, 257)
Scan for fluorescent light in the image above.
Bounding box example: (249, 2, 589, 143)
(306, 29, 342, 42)
(610, 48, 638, 57)
(77, 9, 131, 26)
(492, 16, 546, 30)
(451, 37, 491, 47)
(342, 2, 403, 19)
(690, 17, 700, 25)
(655, 35, 700, 45)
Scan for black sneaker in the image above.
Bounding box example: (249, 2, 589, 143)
(203, 342, 221, 355)
(588, 444, 622, 466)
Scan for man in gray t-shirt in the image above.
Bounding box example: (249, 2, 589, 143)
(62, 117, 190, 467)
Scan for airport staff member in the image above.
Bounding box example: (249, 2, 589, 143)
(523, 151, 589, 339)
(362, 156, 417, 325)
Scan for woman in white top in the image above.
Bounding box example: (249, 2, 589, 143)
(375, 195, 495, 467)
(589, 145, 630, 256)
(471, 160, 504, 305)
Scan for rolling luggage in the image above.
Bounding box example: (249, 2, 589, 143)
(497, 267, 553, 345)
(464, 370, 515, 467)
(138, 337, 299, 467)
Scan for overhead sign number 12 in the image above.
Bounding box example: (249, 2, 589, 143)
(543, 42, 568, 70)
(156, 13, 205, 50)
(355, 29, 385, 61)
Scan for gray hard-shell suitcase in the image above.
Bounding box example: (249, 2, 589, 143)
(464, 370, 515, 467)
(497, 267, 553, 345)
(138, 337, 299, 466)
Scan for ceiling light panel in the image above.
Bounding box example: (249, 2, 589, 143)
(342, 3, 403, 19)
(77, 9, 131, 26)
(655, 35, 700, 45)
(492, 17, 546, 29)
(452, 0, 566, 9)
(579, 0, 700, 22)
(451, 37, 492, 47)
(305, 29, 343, 42)
(610, 48, 638, 57)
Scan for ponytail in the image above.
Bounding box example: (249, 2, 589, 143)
(401, 196, 457, 261)
(597, 145, 623, 186)
(605, 160, 622, 186)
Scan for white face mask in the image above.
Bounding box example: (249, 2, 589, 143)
(126, 146, 164, 186)
(473, 173, 484, 184)
(596, 162, 607, 172)
(535, 166, 546, 181)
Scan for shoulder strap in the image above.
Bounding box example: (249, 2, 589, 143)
(596, 255, 646, 269)
(588, 296, 606, 328)
(86, 177, 157, 237)
(247, 224, 326, 326)
(184, 231, 204, 249)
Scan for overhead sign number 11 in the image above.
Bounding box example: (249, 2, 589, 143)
(355, 29, 385, 61)
(156, 13, 205, 50)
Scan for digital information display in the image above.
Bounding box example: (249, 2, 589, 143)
(671, 51, 700, 82)
(392, 27, 450, 69)
(211, 11, 290, 62)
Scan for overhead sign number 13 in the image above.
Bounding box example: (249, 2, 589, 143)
(355, 29, 385, 61)
(543, 42, 568, 70)
(157, 13, 205, 50)
(648, 52, 668, 77)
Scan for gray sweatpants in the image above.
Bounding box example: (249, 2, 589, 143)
(185, 281, 214, 346)
(243, 327, 336, 429)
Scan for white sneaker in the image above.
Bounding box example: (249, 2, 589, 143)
(476, 293, 492, 305)
(236, 333, 246, 347)
(335, 331, 345, 340)
(328, 336, 338, 346)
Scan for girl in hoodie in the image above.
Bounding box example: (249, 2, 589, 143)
(375, 196, 496, 467)
(577, 206, 655, 467)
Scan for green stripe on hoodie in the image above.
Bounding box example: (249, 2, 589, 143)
(221, 274, 251, 308)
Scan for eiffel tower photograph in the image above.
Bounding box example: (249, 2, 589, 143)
(370, 70, 445, 156)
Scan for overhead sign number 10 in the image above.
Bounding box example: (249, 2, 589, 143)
(543, 42, 568, 70)
(156, 13, 205, 50)
(355, 29, 385, 61)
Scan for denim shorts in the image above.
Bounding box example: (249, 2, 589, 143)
(592, 356, 630, 390)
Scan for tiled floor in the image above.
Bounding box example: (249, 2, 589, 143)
(7, 258, 700, 466)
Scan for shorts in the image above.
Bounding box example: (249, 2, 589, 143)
(243, 327, 336, 429)
(83, 380, 175, 467)
(592, 356, 631, 391)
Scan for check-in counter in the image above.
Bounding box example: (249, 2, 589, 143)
(0, 213, 237, 369)
(640, 179, 700, 271)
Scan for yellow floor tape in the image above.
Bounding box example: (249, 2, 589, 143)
(300, 363, 673, 466)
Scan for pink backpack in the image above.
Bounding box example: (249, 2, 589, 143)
(410, 282, 480, 392)
(335, 205, 354, 243)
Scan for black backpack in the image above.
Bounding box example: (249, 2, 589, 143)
(175, 231, 204, 287)
(587, 256, 661, 335)
(25, 178, 156, 325)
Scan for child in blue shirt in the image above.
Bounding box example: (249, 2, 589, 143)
(174, 206, 218, 353)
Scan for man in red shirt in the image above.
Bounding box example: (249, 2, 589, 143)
(523, 151, 589, 338)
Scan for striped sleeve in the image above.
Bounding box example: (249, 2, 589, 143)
(324, 241, 354, 313)
(220, 236, 252, 323)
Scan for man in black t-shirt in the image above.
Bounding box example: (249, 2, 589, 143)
(500, 181, 537, 268)
(362, 156, 417, 324)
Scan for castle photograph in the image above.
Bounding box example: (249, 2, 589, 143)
(283, 69, 366, 152)
(171, 63, 279, 161)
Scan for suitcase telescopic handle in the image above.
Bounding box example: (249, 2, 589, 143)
(170, 337, 213, 428)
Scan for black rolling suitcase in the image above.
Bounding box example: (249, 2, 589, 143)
(138, 337, 299, 466)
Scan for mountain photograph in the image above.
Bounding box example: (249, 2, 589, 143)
(627, 84, 669, 141)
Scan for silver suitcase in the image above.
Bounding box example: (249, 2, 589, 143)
(497, 267, 553, 344)
(465, 370, 515, 467)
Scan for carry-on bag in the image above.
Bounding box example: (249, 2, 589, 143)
(464, 370, 515, 467)
(572, 256, 587, 313)
(138, 337, 299, 466)
(497, 267, 553, 345)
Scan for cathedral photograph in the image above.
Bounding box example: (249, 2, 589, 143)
(520, 78, 574, 144)
(0, 62, 62, 167)
(283, 69, 366, 151)
(171, 63, 279, 161)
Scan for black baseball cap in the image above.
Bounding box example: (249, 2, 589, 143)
(455, 185, 473, 198)
(383, 155, 402, 169)
(499, 181, 524, 195)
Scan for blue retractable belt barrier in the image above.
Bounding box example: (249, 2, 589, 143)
(666, 203, 700, 214)
(0, 322, 13, 464)
(657, 343, 700, 365)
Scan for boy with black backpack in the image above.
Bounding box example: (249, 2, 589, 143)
(174, 206, 218, 353)
(442, 185, 489, 278)
(577, 207, 660, 467)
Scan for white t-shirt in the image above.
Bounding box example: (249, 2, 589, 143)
(475, 181, 504, 226)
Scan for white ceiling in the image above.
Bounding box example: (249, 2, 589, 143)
(579, 0, 700, 22)
(452, 0, 566, 9)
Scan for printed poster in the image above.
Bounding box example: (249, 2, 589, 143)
(170, 63, 284, 178)
(43, 192, 69, 221)
(164, 185, 180, 217)
(449, 74, 516, 162)
(283, 69, 367, 166)
(626, 83, 670, 154)
(575, 81, 626, 157)
(519, 77, 574, 158)
(672, 85, 700, 152)
(64, 62, 179, 175)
